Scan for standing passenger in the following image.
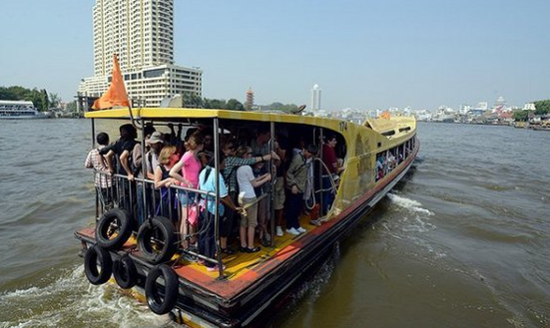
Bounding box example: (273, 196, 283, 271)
(101, 124, 137, 213)
(285, 144, 317, 235)
(250, 126, 271, 156)
(222, 141, 278, 251)
(320, 134, 342, 217)
(235, 147, 272, 252)
(85, 132, 112, 211)
(133, 126, 157, 226)
(153, 146, 179, 223)
(198, 155, 242, 271)
(252, 158, 270, 246)
(273, 138, 288, 237)
(170, 133, 204, 249)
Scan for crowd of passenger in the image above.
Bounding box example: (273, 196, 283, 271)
(375, 138, 415, 181)
(85, 123, 345, 271)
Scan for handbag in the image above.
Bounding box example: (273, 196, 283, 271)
(187, 204, 199, 226)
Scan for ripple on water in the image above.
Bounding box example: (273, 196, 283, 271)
(0, 265, 175, 328)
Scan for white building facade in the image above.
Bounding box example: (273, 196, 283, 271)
(79, 0, 202, 107)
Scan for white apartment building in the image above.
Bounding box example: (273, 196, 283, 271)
(79, 0, 202, 108)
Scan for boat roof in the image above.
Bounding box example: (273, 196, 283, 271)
(84, 107, 346, 126)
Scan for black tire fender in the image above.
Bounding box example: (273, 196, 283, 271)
(113, 255, 138, 289)
(145, 264, 178, 315)
(84, 245, 113, 285)
(137, 216, 176, 264)
(95, 208, 133, 250)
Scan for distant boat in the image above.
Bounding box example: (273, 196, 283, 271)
(0, 100, 50, 119)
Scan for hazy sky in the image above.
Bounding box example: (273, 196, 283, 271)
(1, 0, 549, 110)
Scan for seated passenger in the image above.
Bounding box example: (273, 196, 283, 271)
(376, 155, 384, 181)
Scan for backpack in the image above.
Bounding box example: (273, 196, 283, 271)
(222, 164, 239, 195)
(129, 143, 142, 176)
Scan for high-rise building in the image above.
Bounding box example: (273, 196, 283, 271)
(79, 0, 202, 108)
(311, 84, 321, 112)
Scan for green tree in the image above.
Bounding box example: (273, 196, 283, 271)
(49, 92, 62, 108)
(0, 85, 56, 111)
(204, 99, 226, 109)
(182, 92, 203, 108)
(0, 86, 29, 100)
(226, 98, 244, 111)
(66, 100, 77, 112)
(534, 100, 550, 115)
(30, 89, 50, 111)
(264, 102, 299, 113)
(513, 110, 529, 122)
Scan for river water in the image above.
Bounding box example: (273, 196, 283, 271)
(0, 120, 549, 328)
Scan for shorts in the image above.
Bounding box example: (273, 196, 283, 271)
(240, 197, 258, 228)
(273, 176, 285, 210)
(178, 190, 195, 206)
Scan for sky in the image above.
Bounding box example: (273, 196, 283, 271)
(1, 0, 549, 110)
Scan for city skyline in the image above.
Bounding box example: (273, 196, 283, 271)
(0, 0, 549, 110)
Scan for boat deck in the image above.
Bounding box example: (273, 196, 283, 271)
(77, 212, 323, 300)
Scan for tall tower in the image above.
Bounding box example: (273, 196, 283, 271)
(245, 88, 254, 110)
(92, 0, 174, 75)
(311, 84, 321, 112)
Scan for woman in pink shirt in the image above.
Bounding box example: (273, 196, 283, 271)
(170, 132, 204, 249)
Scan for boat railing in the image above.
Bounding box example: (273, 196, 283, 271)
(311, 157, 340, 219)
(91, 169, 227, 273)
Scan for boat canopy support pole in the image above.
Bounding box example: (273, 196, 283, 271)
(269, 121, 275, 247)
(139, 117, 149, 219)
(213, 117, 225, 279)
(318, 128, 324, 216)
(91, 118, 100, 220)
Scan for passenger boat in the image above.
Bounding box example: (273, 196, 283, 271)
(75, 107, 418, 327)
(75, 55, 419, 327)
(0, 100, 50, 119)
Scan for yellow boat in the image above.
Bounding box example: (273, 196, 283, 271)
(75, 107, 419, 327)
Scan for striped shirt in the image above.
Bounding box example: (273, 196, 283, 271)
(85, 146, 112, 188)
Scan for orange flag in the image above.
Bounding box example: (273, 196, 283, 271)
(380, 111, 391, 119)
(92, 54, 130, 110)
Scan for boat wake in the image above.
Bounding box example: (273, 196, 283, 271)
(377, 193, 447, 260)
(0, 265, 174, 328)
(387, 193, 434, 218)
